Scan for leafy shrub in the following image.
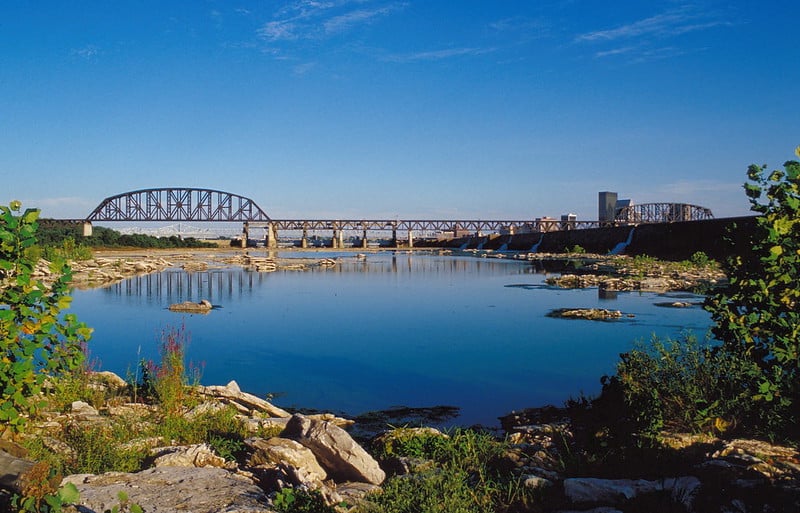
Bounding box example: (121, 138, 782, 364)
(0, 201, 91, 432)
(705, 149, 800, 439)
(62, 423, 148, 474)
(273, 488, 337, 513)
(12, 462, 79, 513)
(611, 334, 763, 439)
(361, 428, 540, 513)
(688, 251, 711, 267)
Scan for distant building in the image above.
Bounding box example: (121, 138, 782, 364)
(598, 191, 618, 224)
(599, 192, 633, 224)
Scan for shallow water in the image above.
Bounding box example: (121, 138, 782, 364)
(71, 251, 712, 427)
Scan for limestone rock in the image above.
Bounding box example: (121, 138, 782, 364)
(152, 443, 227, 468)
(547, 308, 623, 321)
(245, 437, 327, 484)
(90, 370, 128, 390)
(283, 414, 385, 485)
(62, 466, 273, 513)
(197, 381, 291, 419)
(0, 450, 35, 494)
(71, 401, 99, 416)
(563, 476, 701, 509)
(564, 478, 661, 505)
(169, 299, 213, 313)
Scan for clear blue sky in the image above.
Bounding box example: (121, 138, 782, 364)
(2, 1, 798, 221)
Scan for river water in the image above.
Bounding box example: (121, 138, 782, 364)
(70, 250, 712, 427)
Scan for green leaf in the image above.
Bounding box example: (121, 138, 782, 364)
(21, 208, 40, 223)
(59, 482, 80, 503)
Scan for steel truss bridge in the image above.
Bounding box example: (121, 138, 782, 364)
(87, 188, 270, 222)
(69, 188, 713, 247)
(616, 203, 714, 224)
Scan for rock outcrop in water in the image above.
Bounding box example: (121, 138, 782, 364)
(168, 299, 213, 313)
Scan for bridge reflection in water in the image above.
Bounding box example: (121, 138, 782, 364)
(99, 253, 544, 303)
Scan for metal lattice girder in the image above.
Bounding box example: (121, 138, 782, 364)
(86, 188, 271, 222)
(615, 203, 714, 224)
(249, 219, 605, 233)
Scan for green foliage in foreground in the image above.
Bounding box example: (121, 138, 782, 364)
(357, 428, 542, 513)
(273, 488, 338, 513)
(11, 461, 79, 513)
(705, 152, 800, 427)
(595, 148, 800, 445)
(0, 202, 91, 433)
(608, 334, 764, 439)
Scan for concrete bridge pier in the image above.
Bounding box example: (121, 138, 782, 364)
(392, 228, 398, 248)
(264, 223, 278, 249)
(331, 228, 344, 248)
(241, 222, 249, 249)
(361, 228, 368, 248)
(82, 221, 93, 237)
(301, 227, 308, 249)
(407, 230, 414, 248)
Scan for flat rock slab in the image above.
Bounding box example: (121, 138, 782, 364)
(63, 467, 274, 513)
(0, 450, 35, 493)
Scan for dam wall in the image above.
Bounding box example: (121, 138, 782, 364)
(432, 216, 758, 261)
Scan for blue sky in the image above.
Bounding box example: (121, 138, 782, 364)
(2, 1, 798, 221)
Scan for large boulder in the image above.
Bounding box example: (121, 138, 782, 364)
(283, 414, 385, 485)
(246, 437, 328, 486)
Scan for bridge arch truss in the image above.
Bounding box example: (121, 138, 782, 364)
(86, 188, 271, 222)
(616, 203, 714, 224)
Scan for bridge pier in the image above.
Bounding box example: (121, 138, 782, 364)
(407, 230, 414, 248)
(392, 228, 398, 248)
(241, 222, 249, 249)
(264, 223, 278, 249)
(361, 228, 368, 248)
(301, 227, 308, 248)
(82, 221, 93, 237)
(331, 228, 344, 248)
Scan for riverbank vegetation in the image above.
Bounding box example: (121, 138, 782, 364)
(2, 148, 798, 512)
(36, 222, 217, 256)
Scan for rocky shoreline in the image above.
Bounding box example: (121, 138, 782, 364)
(10, 249, 797, 512)
(1, 374, 798, 513)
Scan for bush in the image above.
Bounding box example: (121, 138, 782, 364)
(611, 334, 764, 439)
(704, 148, 800, 439)
(361, 428, 540, 513)
(0, 202, 91, 432)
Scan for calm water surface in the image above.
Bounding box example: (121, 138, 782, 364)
(71, 251, 712, 427)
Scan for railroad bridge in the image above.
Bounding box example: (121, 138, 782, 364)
(78, 187, 714, 248)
